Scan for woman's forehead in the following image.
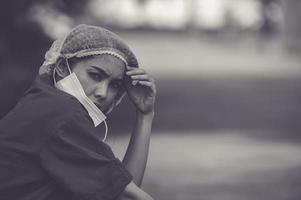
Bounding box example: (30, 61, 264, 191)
(81, 55, 126, 76)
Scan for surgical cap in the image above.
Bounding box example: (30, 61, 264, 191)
(39, 24, 138, 75)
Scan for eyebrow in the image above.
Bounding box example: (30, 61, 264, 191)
(90, 66, 123, 81)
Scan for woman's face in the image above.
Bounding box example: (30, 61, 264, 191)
(70, 55, 126, 113)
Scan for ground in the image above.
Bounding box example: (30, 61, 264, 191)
(106, 32, 301, 199)
(110, 132, 301, 200)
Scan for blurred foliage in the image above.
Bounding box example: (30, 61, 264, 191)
(0, 0, 89, 65)
(0, 0, 90, 118)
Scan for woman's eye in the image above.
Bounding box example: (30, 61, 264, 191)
(89, 72, 103, 81)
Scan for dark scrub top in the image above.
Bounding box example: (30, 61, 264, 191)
(0, 74, 132, 200)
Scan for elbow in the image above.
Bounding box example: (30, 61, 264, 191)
(137, 193, 154, 200)
(120, 192, 154, 200)
(146, 195, 154, 200)
(120, 181, 154, 200)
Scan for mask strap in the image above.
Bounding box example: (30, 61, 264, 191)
(53, 57, 72, 83)
(65, 58, 72, 74)
(102, 120, 108, 142)
(53, 68, 57, 84)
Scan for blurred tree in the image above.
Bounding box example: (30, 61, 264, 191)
(282, 0, 301, 52)
(0, 0, 90, 118)
(259, 0, 279, 35)
(137, 0, 148, 5)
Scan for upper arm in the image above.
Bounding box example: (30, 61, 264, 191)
(40, 113, 132, 200)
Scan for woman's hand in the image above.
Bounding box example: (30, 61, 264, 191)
(125, 66, 156, 115)
(123, 67, 155, 185)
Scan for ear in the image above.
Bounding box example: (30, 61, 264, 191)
(55, 58, 70, 78)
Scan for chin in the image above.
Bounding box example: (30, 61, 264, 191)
(94, 104, 111, 115)
(104, 106, 114, 115)
(93, 102, 106, 113)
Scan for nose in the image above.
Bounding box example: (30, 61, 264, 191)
(94, 82, 108, 100)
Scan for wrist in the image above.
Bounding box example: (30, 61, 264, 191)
(136, 110, 155, 120)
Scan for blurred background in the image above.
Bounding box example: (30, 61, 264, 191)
(1, 0, 301, 199)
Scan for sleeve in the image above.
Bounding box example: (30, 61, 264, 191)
(40, 112, 132, 200)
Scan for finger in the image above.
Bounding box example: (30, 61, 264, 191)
(126, 70, 146, 76)
(126, 68, 146, 76)
(138, 80, 152, 87)
(127, 66, 144, 70)
(127, 66, 139, 70)
(130, 74, 150, 81)
(138, 81, 156, 93)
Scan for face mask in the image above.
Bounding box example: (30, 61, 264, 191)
(53, 61, 108, 141)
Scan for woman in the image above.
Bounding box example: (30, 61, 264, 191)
(0, 24, 156, 200)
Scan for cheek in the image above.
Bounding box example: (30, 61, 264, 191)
(75, 72, 95, 95)
(81, 82, 95, 96)
(107, 88, 119, 101)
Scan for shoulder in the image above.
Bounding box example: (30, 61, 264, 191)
(46, 109, 114, 159)
(19, 74, 91, 125)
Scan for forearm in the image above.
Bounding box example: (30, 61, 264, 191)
(122, 111, 154, 186)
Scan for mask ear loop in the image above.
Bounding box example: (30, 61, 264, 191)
(52, 57, 72, 83)
(52, 67, 57, 84)
(102, 120, 108, 142)
(65, 57, 72, 74)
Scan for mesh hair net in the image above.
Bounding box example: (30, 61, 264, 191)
(39, 24, 139, 75)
